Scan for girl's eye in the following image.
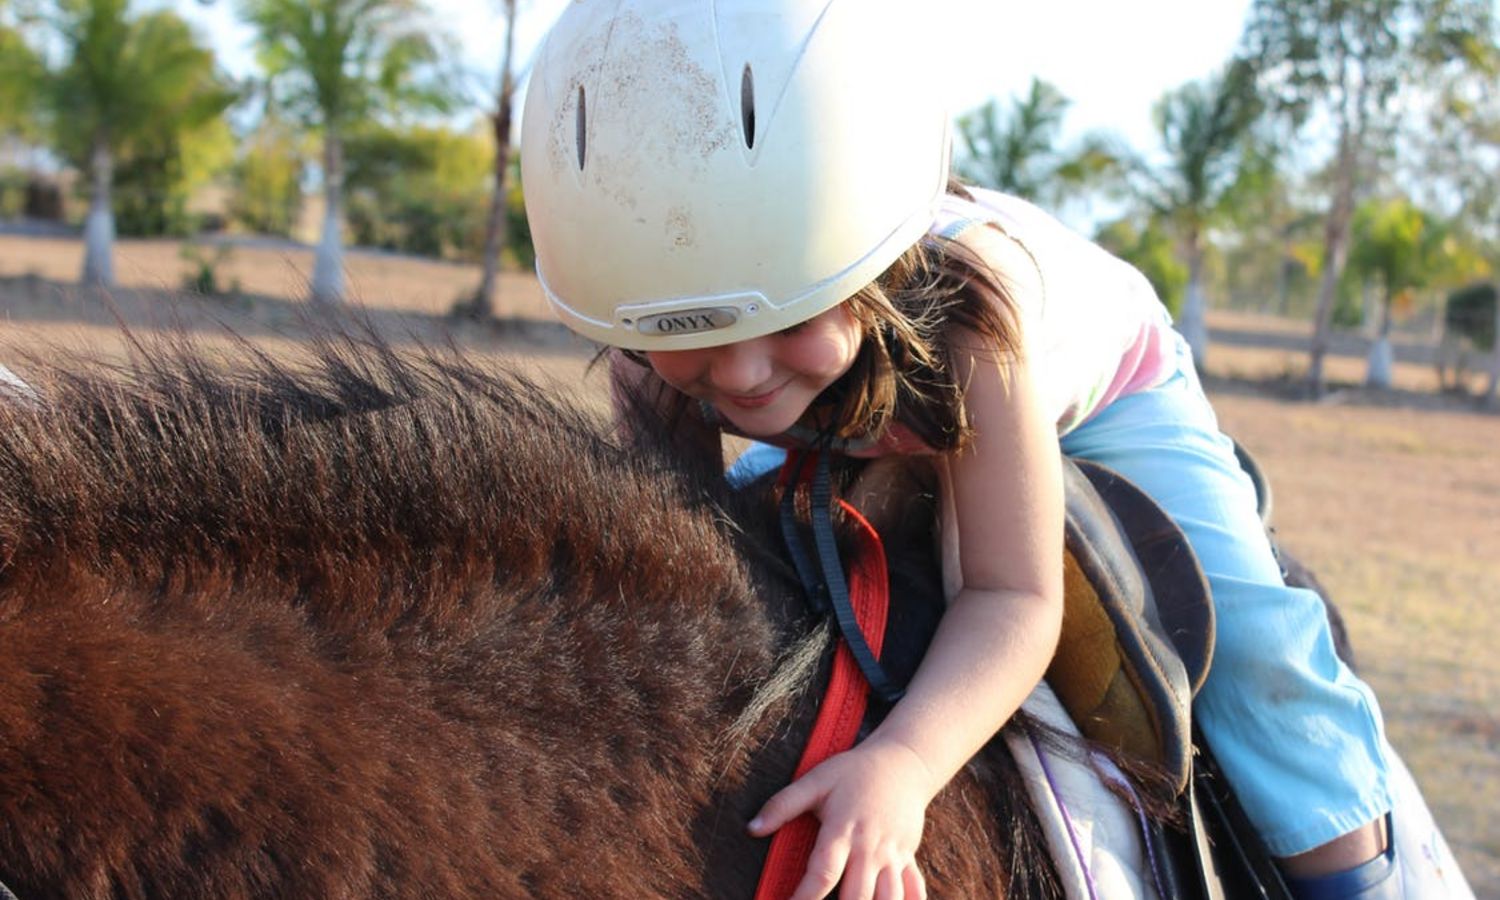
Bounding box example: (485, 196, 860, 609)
(776, 322, 807, 337)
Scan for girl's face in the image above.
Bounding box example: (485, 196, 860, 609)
(645, 303, 864, 437)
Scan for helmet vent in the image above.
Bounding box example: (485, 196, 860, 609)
(575, 85, 587, 170)
(740, 64, 755, 149)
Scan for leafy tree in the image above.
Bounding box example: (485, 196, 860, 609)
(0, 22, 44, 141)
(112, 104, 235, 236)
(1408, 0, 1500, 401)
(0, 21, 46, 218)
(1346, 197, 1447, 385)
(1444, 281, 1496, 357)
(229, 117, 306, 237)
(1133, 63, 1264, 366)
(1216, 157, 1325, 318)
(954, 78, 1125, 212)
(44, 0, 235, 282)
(1236, 0, 1493, 394)
(238, 0, 460, 302)
(342, 122, 489, 259)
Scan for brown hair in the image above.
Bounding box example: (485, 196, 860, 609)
(816, 182, 1021, 451)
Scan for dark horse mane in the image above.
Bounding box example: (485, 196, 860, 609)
(0, 327, 1060, 898)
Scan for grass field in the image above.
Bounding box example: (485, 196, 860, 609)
(3, 233, 1498, 893)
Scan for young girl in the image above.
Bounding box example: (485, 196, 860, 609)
(520, 3, 1460, 898)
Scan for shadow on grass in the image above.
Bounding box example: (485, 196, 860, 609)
(1207, 323, 1445, 367)
(0, 272, 584, 353)
(1200, 370, 1496, 416)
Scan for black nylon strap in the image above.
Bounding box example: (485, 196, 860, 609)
(779, 460, 829, 616)
(779, 450, 905, 704)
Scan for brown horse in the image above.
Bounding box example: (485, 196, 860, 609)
(0, 330, 1103, 899)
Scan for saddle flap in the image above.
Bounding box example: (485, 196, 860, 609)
(1046, 458, 1216, 795)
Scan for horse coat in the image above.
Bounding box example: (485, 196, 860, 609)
(0, 335, 1472, 898)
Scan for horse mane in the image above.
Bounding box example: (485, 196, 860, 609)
(0, 325, 807, 897)
(0, 329, 762, 628)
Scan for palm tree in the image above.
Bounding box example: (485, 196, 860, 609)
(1347, 197, 1465, 388)
(1134, 64, 1262, 367)
(954, 78, 1124, 212)
(238, 0, 457, 303)
(45, 0, 232, 285)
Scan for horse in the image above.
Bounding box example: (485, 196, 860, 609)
(0, 329, 1108, 898)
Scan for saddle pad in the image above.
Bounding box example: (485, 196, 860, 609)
(1006, 681, 1162, 900)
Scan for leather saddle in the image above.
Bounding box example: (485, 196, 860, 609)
(1050, 456, 1214, 796)
(1054, 450, 1296, 899)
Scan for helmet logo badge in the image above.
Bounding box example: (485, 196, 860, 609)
(637, 307, 739, 336)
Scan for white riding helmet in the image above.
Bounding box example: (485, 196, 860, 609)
(520, 0, 951, 351)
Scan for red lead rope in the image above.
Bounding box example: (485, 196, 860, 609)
(753, 462, 892, 900)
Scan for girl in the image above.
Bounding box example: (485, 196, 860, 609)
(520, 2, 1459, 898)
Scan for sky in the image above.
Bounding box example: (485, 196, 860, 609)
(172, 0, 1254, 156)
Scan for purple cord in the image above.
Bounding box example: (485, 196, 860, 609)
(1092, 750, 1169, 900)
(1029, 731, 1101, 900)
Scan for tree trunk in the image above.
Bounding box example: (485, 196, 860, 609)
(1361, 279, 1379, 338)
(1486, 296, 1500, 406)
(1307, 144, 1356, 396)
(469, 105, 515, 318)
(311, 131, 345, 304)
(466, 0, 519, 320)
(81, 135, 115, 287)
(1276, 245, 1293, 316)
(1366, 285, 1394, 388)
(1179, 238, 1209, 370)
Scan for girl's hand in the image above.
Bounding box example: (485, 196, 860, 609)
(747, 738, 937, 900)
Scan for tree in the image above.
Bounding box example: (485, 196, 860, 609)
(456, 0, 520, 321)
(238, 0, 459, 303)
(0, 22, 44, 142)
(0, 19, 46, 218)
(341, 122, 490, 259)
(1345, 197, 1447, 386)
(43, 0, 234, 284)
(1133, 64, 1264, 367)
(229, 116, 306, 237)
(112, 100, 235, 236)
(954, 78, 1125, 213)
(1407, 0, 1500, 403)
(1237, 0, 1492, 395)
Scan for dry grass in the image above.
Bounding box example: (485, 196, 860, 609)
(1210, 388, 1500, 892)
(2, 234, 1497, 892)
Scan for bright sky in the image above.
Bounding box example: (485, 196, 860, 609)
(174, 0, 1253, 155)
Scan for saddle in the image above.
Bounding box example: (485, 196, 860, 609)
(1051, 451, 1296, 899)
(1050, 456, 1214, 797)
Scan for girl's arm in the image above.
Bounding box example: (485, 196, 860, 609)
(748, 331, 1065, 900)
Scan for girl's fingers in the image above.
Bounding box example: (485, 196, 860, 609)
(837, 851, 880, 900)
(748, 771, 826, 836)
(902, 863, 926, 900)
(788, 828, 852, 900)
(871, 865, 903, 900)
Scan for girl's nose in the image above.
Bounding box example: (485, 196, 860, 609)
(706, 340, 773, 393)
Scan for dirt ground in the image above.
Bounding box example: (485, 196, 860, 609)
(2, 234, 1497, 892)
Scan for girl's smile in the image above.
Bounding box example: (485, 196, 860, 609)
(645, 304, 864, 436)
